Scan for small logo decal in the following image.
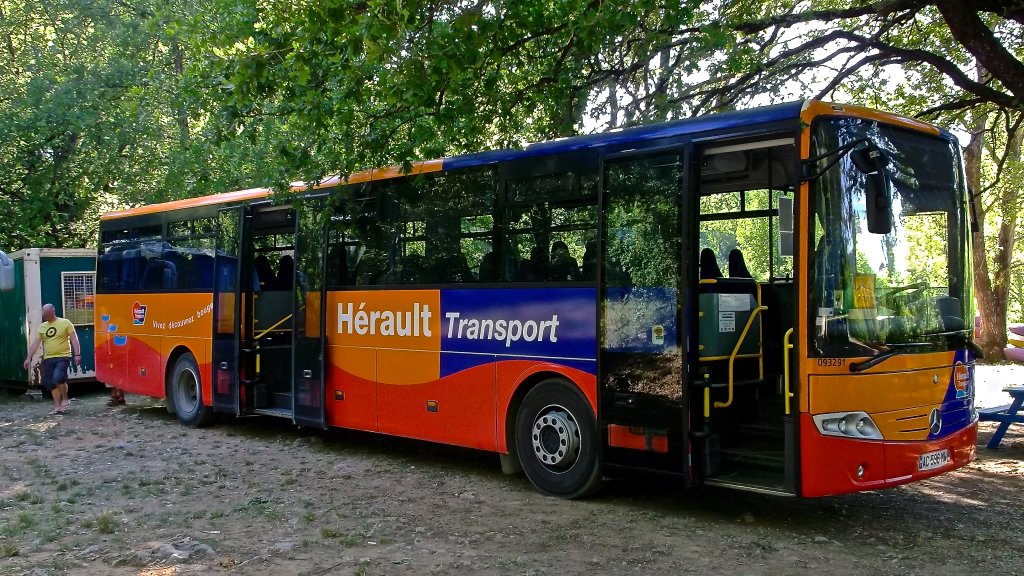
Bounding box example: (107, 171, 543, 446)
(953, 362, 969, 399)
(929, 408, 943, 436)
(132, 301, 147, 325)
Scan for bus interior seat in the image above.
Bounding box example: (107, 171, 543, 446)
(521, 246, 548, 281)
(120, 248, 144, 290)
(276, 255, 294, 289)
(142, 259, 177, 290)
(581, 240, 597, 281)
(700, 248, 723, 279)
(728, 249, 752, 278)
(254, 254, 274, 290)
(191, 253, 214, 289)
(478, 251, 498, 282)
(326, 246, 349, 285)
(163, 249, 187, 286)
(443, 252, 474, 283)
(99, 248, 124, 290)
(698, 244, 762, 384)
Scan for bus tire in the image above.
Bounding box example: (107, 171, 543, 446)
(170, 353, 215, 428)
(514, 378, 601, 498)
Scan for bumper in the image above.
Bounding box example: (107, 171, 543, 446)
(799, 413, 977, 497)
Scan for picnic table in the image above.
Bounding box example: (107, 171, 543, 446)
(978, 385, 1024, 449)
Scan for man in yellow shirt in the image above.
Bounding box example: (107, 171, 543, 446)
(23, 303, 81, 415)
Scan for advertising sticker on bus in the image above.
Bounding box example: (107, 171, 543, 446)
(132, 301, 147, 325)
(953, 362, 970, 399)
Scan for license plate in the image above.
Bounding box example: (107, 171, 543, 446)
(918, 448, 951, 472)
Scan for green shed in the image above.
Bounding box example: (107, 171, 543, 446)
(0, 248, 97, 389)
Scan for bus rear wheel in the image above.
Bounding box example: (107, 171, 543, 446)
(170, 353, 215, 428)
(515, 378, 601, 498)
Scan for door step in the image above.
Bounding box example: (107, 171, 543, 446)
(252, 407, 293, 418)
(704, 476, 793, 496)
(720, 446, 784, 472)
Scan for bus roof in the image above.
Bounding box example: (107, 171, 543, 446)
(101, 100, 944, 222)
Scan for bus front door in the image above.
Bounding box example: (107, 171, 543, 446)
(599, 149, 689, 478)
(292, 198, 327, 428)
(212, 206, 248, 414)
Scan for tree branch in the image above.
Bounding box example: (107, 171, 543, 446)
(935, 0, 1024, 103)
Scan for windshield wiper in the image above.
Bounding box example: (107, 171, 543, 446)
(921, 329, 985, 360)
(849, 330, 985, 373)
(849, 342, 931, 373)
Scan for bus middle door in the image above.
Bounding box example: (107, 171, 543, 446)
(212, 206, 250, 414)
(599, 147, 689, 479)
(292, 198, 327, 428)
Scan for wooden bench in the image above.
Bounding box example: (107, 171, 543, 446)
(978, 385, 1024, 449)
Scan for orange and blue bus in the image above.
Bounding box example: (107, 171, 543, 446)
(95, 100, 978, 497)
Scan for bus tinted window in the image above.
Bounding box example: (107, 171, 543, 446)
(327, 185, 385, 287)
(166, 217, 216, 291)
(505, 172, 596, 282)
(327, 168, 496, 287)
(98, 241, 178, 292)
(389, 168, 494, 284)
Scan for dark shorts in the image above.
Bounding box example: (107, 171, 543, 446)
(41, 357, 71, 392)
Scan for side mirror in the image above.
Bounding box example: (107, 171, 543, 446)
(0, 250, 14, 292)
(852, 146, 893, 235)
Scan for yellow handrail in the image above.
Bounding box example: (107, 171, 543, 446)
(783, 328, 794, 415)
(254, 314, 293, 341)
(714, 305, 768, 409)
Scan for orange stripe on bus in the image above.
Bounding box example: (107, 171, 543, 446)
(800, 100, 941, 136)
(101, 160, 447, 221)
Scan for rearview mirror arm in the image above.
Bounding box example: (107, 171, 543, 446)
(801, 138, 869, 182)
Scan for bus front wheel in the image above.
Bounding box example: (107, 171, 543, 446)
(170, 353, 215, 428)
(515, 378, 601, 498)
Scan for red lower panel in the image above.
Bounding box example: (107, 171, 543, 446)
(607, 424, 669, 453)
(325, 355, 596, 454)
(800, 413, 977, 497)
(377, 361, 497, 451)
(325, 347, 378, 432)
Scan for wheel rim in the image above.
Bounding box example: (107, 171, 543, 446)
(530, 404, 581, 471)
(175, 366, 199, 414)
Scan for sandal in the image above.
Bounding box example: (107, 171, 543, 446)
(106, 397, 126, 406)
(48, 408, 62, 415)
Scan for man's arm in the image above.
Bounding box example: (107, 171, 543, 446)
(70, 329, 82, 365)
(23, 336, 41, 369)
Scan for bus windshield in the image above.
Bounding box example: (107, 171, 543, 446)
(809, 118, 970, 358)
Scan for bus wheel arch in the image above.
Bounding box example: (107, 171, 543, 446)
(163, 346, 193, 414)
(509, 374, 602, 499)
(167, 349, 215, 428)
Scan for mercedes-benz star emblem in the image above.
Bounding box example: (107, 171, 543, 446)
(929, 408, 942, 436)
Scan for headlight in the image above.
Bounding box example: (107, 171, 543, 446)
(812, 412, 884, 440)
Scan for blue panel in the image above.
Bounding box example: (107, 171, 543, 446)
(438, 287, 597, 377)
(442, 101, 806, 170)
(934, 348, 974, 439)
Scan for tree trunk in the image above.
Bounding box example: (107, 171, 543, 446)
(964, 102, 1005, 359)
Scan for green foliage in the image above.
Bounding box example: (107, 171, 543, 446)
(0, 0, 1021, 330)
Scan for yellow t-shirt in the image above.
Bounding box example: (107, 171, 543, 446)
(39, 318, 75, 359)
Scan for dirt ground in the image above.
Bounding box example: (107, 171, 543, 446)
(2, 368, 1023, 576)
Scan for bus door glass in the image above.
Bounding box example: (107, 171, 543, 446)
(213, 206, 246, 414)
(599, 149, 687, 474)
(293, 198, 327, 428)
